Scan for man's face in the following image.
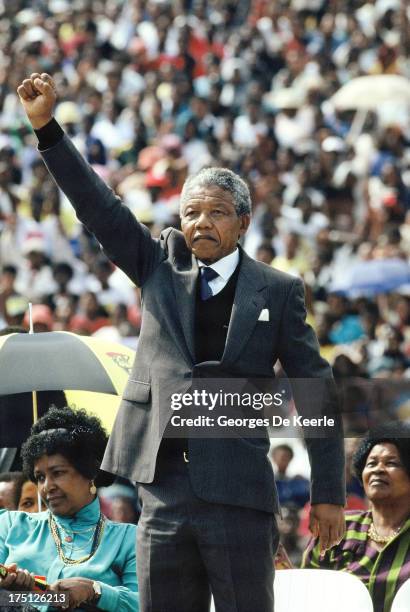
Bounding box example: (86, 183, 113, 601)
(180, 185, 250, 264)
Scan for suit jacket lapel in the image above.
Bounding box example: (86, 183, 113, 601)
(172, 253, 198, 363)
(171, 247, 267, 367)
(222, 250, 267, 367)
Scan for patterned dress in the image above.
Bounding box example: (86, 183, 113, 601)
(302, 510, 410, 612)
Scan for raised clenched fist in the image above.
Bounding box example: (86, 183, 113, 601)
(17, 72, 57, 129)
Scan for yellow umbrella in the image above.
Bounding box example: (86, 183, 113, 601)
(0, 332, 135, 443)
(0, 332, 135, 395)
(66, 390, 122, 432)
(66, 339, 135, 431)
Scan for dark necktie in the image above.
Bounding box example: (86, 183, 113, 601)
(200, 267, 219, 300)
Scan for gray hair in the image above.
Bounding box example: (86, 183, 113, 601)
(180, 167, 252, 216)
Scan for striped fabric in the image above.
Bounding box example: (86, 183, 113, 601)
(302, 510, 410, 612)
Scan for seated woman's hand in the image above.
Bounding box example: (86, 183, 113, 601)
(0, 563, 35, 591)
(49, 577, 95, 609)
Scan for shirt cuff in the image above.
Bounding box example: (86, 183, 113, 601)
(34, 118, 64, 151)
(98, 583, 119, 611)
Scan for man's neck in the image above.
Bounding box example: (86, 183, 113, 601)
(197, 249, 239, 280)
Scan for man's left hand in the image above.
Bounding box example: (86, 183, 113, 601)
(309, 504, 345, 555)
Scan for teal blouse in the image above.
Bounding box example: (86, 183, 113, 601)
(0, 498, 139, 611)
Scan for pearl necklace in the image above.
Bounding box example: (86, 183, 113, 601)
(368, 522, 402, 544)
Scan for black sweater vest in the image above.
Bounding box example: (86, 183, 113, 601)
(159, 264, 240, 458)
(194, 264, 240, 363)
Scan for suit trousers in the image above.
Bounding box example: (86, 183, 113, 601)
(137, 447, 278, 612)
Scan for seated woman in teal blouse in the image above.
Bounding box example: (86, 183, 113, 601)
(0, 406, 139, 611)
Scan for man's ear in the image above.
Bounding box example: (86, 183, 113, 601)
(238, 214, 251, 238)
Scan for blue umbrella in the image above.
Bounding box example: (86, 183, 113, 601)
(332, 258, 410, 297)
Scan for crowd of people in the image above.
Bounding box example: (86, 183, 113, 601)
(0, 0, 409, 377)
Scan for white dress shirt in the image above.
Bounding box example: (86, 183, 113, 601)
(197, 248, 239, 297)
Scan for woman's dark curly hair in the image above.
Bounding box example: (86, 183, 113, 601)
(21, 406, 114, 487)
(352, 421, 410, 482)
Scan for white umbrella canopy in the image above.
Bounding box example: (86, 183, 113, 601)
(330, 75, 410, 110)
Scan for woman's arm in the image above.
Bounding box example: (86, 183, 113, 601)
(50, 525, 139, 611)
(51, 571, 139, 611)
(97, 541, 138, 612)
(95, 523, 139, 611)
(0, 510, 10, 563)
(0, 514, 36, 592)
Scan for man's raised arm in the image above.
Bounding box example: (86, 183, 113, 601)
(17, 73, 165, 287)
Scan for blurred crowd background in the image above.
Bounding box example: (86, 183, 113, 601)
(0, 0, 409, 564)
(0, 0, 409, 370)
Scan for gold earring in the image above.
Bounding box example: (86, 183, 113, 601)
(90, 481, 97, 495)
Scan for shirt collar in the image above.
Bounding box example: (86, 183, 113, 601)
(53, 497, 101, 527)
(197, 248, 239, 282)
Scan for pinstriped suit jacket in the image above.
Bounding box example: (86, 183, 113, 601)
(41, 136, 345, 514)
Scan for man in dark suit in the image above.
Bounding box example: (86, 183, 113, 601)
(18, 73, 345, 612)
